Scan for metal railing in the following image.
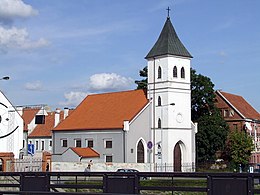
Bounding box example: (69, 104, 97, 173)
(1, 171, 260, 194)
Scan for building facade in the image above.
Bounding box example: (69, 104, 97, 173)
(215, 90, 260, 164)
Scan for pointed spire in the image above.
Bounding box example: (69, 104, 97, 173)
(145, 16, 192, 59)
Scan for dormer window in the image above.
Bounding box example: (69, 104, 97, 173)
(158, 96, 162, 106)
(158, 66, 162, 79)
(181, 67, 185, 78)
(173, 66, 177, 78)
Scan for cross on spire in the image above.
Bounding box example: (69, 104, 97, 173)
(166, 7, 171, 18)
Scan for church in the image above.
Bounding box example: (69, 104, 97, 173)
(52, 14, 197, 172)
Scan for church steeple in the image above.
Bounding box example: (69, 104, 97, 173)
(145, 17, 192, 59)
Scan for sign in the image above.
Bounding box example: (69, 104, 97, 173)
(147, 141, 153, 149)
(28, 143, 35, 155)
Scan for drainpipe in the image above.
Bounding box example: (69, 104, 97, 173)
(123, 121, 130, 163)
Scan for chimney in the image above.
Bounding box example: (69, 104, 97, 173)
(64, 107, 69, 119)
(55, 108, 61, 127)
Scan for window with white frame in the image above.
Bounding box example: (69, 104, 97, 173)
(105, 155, 113, 162)
(75, 139, 82, 147)
(86, 139, 94, 148)
(36, 141, 39, 150)
(41, 141, 44, 150)
(61, 139, 68, 147)
(105, 140, 112, 148)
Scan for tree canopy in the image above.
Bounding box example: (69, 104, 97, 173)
(226, 130, 254, 169)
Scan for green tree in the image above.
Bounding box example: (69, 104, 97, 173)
(196, 108, 229, 162)
(191, 69, 215, 121)
(226, 130, 254, 170)
(135, 66, 147, 89)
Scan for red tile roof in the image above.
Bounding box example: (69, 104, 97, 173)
(28, 110, 70, 137)
(70, 147, 100, 158)
(217, 91, 260, 120)
(28, 112, 54, 137)
(22, 108, 40, 131)
(53, 89, 148, 131)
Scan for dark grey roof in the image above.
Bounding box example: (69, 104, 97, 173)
(145, 17, 192, 59)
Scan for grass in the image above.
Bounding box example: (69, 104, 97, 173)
(63, 178, 207, 194)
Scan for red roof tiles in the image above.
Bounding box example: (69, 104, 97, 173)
(54, 89, 148, 131)
(28, 112, 54, 137)
(70, 147, 100, 158)
(22, 108, 40, 131)
(216, 90, 260, 120)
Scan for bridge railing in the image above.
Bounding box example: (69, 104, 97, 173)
(0, 171, 260, 194)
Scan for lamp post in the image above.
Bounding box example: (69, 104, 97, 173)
(0, 76, 9, 81)
(156, 102, 175, 171)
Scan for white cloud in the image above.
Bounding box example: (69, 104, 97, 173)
(0, 26, 49, 52)
(219, 51, 228, 57)
(24, 81, 43, 91)
(59, 91, 87, 107)
(89, 73, 133, 91)
(0, 0, 38, 24)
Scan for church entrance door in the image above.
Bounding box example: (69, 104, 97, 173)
(174, 142, 181, 172)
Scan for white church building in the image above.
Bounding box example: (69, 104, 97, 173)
(52, 15, 197, 172)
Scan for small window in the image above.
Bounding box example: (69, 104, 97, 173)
(49, 140, 52, 147)
(75, 139, 82, 147)
(158, 96, 162, 106)
(36, 141, 39, 150)
(223, 109, 229, 117)
(61, 139, 68, 147)
(158, 66, 162, 79)
(105, 140, 112, 148)
(41, 141, 44, 151)
(23, 140, 25, 148)
(35, 115, 45, 124)
(181, 67, 185, 78)
(173, 66, 177, 78)
(106, 155, 113, 162)
(88, 140, 94, 148)
(158, 118, 161, 128)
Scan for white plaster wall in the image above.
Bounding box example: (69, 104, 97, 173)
(0, 92, 23, 158)
(126, 104, 151, 163)
(52, 162, 154, 172)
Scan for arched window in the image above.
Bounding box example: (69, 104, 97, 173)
(158, 118, 161, 128)
(137, 140, 144, 163)
(158, 96, 162, 106)
(158, 66, 162, 79)
(173, 66, 177, 78)
(181, 67, 185, 78)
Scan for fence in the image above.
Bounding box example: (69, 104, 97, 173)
(1, 171, 260, 194)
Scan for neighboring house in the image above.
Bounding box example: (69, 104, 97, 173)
(52, 15, 197, 172)
(27, 108, 71, 155)
(215, 90, 260, 164)
(19, 107, 41, 156)
(0, 91, 23, 158)
(19, 107, 71, 156)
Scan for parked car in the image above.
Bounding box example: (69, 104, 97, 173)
(116, 168, 139, 173)
(116, 169, 147, 180)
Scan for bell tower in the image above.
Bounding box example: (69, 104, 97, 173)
(146, 12, 196, 171)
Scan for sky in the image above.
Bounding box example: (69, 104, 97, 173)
(0, 0, 259, 112)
